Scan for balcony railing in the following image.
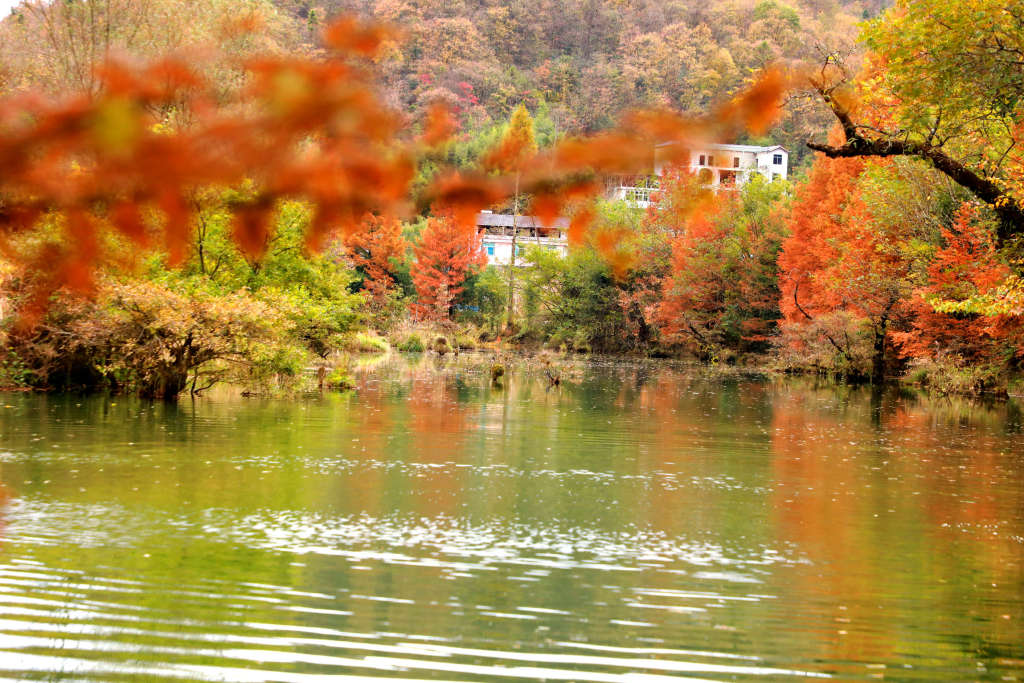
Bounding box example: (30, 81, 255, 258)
(618, 186, 653, 204)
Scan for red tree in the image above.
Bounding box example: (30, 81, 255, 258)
(892, 202, 1024, 364)
(345, 214, 407, 307)
(651, 165, 787, 356)
(410, 213, 486, 321)
(777, 153, 866, 321)
(777, 150, 920, 381)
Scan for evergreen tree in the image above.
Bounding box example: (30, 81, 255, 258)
(410, 213, 487, 321)
(345, 214, 407, 308)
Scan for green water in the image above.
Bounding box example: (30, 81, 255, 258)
(0, 354, 1021, 681)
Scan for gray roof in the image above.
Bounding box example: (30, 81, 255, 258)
(477, 213, 570, 229)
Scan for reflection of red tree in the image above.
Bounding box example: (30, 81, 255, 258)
(770, 390, 906, 664)
(339, 380, 393, 515)
(883, 403, 1022, 587)
(769, 387, 1024, 663)
(406, 372, 469, 517)
(407, 374, 468, 443)
(0, 469, 7, 546)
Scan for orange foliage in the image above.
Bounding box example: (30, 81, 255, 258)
(778, 153, 867, 322)
(410, 212, 486, 321)
(567, 206, 596, 247)
(643, 165, 716, 238)
(656, 196, 733, 344)
(591, 222, 636, 277)
(714, 66, 788, 137)
(424, 172, 506, 232)
(653, 165, 785, 353)
(776, 147, 930, 381)
(321, 16, 400, 57)
(419, 101, 458, 148)
(892, 203, 1024, 362)
(345, 214, 407, 306)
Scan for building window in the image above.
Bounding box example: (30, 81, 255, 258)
(707, 155, 715, 166)
(773, 153, 783, 165)
(516, 245, 524, 256)
(486, 245, 495, 256)
(698, 154, 705, 166)
(733, 157, 740, 168)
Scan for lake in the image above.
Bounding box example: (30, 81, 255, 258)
(0, 354, 1021, 681)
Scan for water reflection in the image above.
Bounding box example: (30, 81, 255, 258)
(0, 355, 1021, 681)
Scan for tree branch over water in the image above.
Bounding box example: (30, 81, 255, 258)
(804, 0, 1024, 245)
(807, 82, 1024, 244)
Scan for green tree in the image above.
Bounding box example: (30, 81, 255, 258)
(457, 266, 508, 332)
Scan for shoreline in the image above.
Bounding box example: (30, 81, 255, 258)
(4, 349, 1022, 402)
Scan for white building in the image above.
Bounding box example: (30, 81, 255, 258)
(475, 142, 788, 264)
(476, 212, 569, 267)
(612, 142, 789, 208)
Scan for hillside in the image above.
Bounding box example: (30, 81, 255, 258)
(278, 0, 892, 166)
(0, 0, 889, 168)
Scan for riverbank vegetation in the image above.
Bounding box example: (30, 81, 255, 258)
(2, 0, 1023, 398)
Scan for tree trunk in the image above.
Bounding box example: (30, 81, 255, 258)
(506, 173, 519, 331)
(807, 84, 1024, 244)
(871, 322, 887, 386)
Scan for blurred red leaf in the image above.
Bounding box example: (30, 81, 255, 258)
(232, 204, 272, 260)
(420, 101, 458, 148)
(110, 200, 148, 246)
(159, 192, 191, 266)
(323, 17, 398, 57)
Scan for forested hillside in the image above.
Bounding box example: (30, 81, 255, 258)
(1, 0, 888, 167)
(282, 0, 888, 165)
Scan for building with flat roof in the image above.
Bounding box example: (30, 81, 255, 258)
(612, 142, 788, 208)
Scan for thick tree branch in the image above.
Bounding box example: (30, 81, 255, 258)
(807, 83, 1024, 244)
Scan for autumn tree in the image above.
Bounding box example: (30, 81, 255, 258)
(410, 213, 486, 321)
(484, 103, 538, 328)
(1, 0, 161, 94)
(805, 0, 1024, 242)
(654, 171, 789, 358)
(776, 150, 958, 382)
(2, 277, 293, 398)
(892, 203, 1024, 389)
(777, 152, 875, 379)
(345, 213, 407, 308)
(0, 0, 301, 98)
